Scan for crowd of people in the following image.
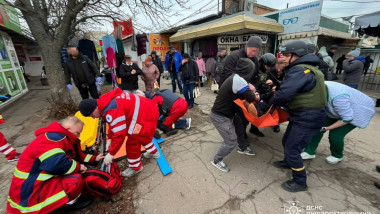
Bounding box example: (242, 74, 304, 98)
(3, 35, 379, 213)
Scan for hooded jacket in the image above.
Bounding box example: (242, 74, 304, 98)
(343, 56, 365, 86)
(7, 122, 81, 214)
(64, 53, 100, 87)
(164, 51, 183, 73)
(97, 88, 159, 156)
(319, 47, 335, 72)
(211, 58, 257, 118)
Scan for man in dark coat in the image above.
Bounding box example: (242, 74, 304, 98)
(180, 53, 199, 109)
(327, 45, 338, 58)
(214, 47, 228, 87)
(335, 54, 346, 75)
(151, 51, 164, 86)
(271, 40, 326, 192)
(118, 55, 143, 92)
(65, 46, 102, 100)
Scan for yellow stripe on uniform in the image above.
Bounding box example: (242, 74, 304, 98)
(304, 69, 311, 74)
(39, 148, 65, 162)
(84, 154, 93, 163)
(14, 168, 54, 181)
(8, 191, 67, 213)
(291, 166, 305, 171)
(65, 161, 78, 175)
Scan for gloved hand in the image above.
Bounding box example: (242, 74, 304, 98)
(67, 84, 72, 90)
(104, 153, 114, 165)
(96, 77, 102, 83)
(106, 139, 111, 151)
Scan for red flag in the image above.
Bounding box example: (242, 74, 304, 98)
(113, 19, 133, 40)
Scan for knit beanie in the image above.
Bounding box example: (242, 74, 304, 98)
(78, 99, 98, 117)
(347, 48, 360, 58)
(246, 36, 262, 49)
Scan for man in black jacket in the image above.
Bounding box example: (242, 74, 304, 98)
(307, 44, 329, 80)
(180, 53, 199, 109)
(65, 46, 102, 100)
(210, 58, 260, 172)
(214, 47, 228, 87)
(118, 55, 143, 93)
(151, 51, 164, 86)
(271, 40, 326, 192)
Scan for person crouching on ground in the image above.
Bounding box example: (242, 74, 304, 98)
(180, 53, 199, 109)
(301, 81, 375, 164)
(78, 88, 160, 178)
(7, 117, 91, 214)
(210, 58, 260, 172)
(141, 56, 160, 93)
(146, 88, 191, 135)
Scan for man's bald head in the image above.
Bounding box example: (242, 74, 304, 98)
(62, 116, 84, 137)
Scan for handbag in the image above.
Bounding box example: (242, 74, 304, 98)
(193, 86, 201, 98)
(211, 79, 219, 91)
(202, 74, 207, 83)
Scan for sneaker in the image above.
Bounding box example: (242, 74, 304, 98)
(273, 160, 290, 169)
(281, 180, 308, 192)
(374, 181, 380, 189)
(211, 160, 229, 172)
(121, 167, 144, 178)
(325, 155, 343, 164)
(7, 153, 21, 162)
(143, 152, 160, 159)
(185, 118, 192, 130)
(301, 152, 316, 160)
(237, 147, 255, 156)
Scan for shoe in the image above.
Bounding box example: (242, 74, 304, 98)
(157, 122, 178, 136)
(374, 181, 380, 189)
(143, 152, 160, 159)
(273, 125, 280, 133)
(281, 180, 308, 192)
(249, 126, 264, 137)
(237, 147, 255, 156)
(211, 160, 229, 172)
(180, 90, 183, 94)
(376, 165, 380, 173)
(7, 153, 21, 162)
(376, 99, 380, 107)
(165, 129, 178, 136)
(273, 160, 290, 169)
(301, 152, 316, 160)
(185, 118, 192, 130)
(189, 105, 194, 109)
(325, 155, 343, 164)
(154, 130, 161, 139)
(121, 167, 144, 178)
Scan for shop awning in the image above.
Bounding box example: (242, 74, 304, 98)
(278, 27, 358, 41)
(354, 11, 380, 37)
(169, 12, 284, 42)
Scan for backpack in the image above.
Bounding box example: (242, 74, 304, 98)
(82, 161, 123, 200)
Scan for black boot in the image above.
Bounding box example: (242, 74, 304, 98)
(249, 125, 264, 137)
(376, 165, 380, 173)
(376, 99, 380, 107)
(375, 181, 380, 189)
(273, 125, 280, 133)
(273, 160, 290, 169)
(154, 130, 161, 139)
(157, 122, 178, 136)
(281, 180, 308, 192)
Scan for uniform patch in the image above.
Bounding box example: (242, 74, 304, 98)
(133, 124, 142, 134)
(46, 132, 66, 142)
(106, 114, 113, 123)
(304, 69, 311, 74)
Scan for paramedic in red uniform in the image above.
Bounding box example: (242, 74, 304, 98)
(78, 88, 160, 178)
(0, 112, 20, 162)
(7, 117, 95, 214)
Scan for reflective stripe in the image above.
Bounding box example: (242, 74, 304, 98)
(3, 147, 14, 155)
(112, 124, 127, 133)
(291, 166, 305, 171)
(128, 94, 140, 135)
(0, 115, 3, 119)
(0, 143, 10, 151)
(8, 190, 67, 213)
(65, 161, 78, 175)
(14, 168, 54, 181)
(39, 148, 65, 162)
(127, 157, 141, 163)
(144, 142, 153, 149)
(84, 154, 92, 163)
(146, 147, 157, 153)
(110, 116, 126, 126)
(129, 162, 141, 168)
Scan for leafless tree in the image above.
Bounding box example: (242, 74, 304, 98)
(3, 0, 187, 103)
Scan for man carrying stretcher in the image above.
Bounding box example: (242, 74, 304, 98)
(78, 88, 160, 178)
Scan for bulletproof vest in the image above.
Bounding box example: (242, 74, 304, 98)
(156, 89, 180, 111)
(287, 64, 327, 110)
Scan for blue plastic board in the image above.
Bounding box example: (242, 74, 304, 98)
(152, 138, 172, 176)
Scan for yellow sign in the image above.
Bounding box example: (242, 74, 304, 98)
(376, 67, 380, 75)
(149, 34, 181, 62)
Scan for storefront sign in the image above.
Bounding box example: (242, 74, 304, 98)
(15, 45, 26, 59)
(217, 34, 268, 45)
(0, 0, 22, 34)
(149, 34, 181, 62)
(278, 0, 323, 34)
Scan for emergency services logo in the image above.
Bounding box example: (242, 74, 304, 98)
(284, 201, 302, 214)
(106, 114, 113, 123)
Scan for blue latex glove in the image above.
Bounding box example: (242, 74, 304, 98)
(67, 84, 72, 90)
(96, 77, 102, 83)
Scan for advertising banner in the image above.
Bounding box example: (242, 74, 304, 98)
(0, 0, 22, 34)
(149, 34, 181, 62)
(278, 0, 323, 34)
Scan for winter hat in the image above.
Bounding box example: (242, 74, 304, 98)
(347, 48, 360, 58)
(151, 51, 157, 55)
(169, 45, 175, 50)
(246, 36, 262, 49)
(78, 99, 98, 117)
(183, 53, 190, 59)
(235, 58, 255, 81)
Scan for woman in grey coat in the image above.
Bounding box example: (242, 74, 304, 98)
(343, 48, 365, 89)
